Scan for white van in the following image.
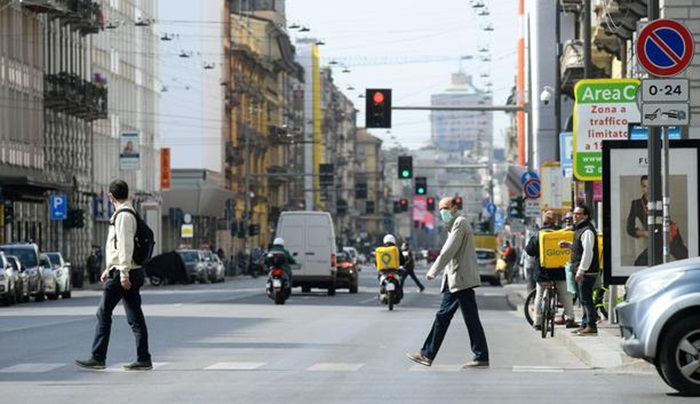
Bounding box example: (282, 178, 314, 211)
(275, 211, 337, 295)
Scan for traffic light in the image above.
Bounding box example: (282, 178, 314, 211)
(426, 197, 435, 211)
(398, 155, 413, 179)
(509, 197, 524, 219)
(393, 200, 401, 213)
(75, 209, 86, 228)
(365, 88, 392, 128)
(455, 196, 463, 210)
(3, 200, 13, 223)
(415, 177, 427, 195)
(248, 223, 260, 236)
(400, 198, 408, 212)
(319, 163, 334, 188)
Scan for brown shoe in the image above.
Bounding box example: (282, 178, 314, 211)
(576, 326, 598, 336)
(571, 327, 585, 334)
(406, 352, 432, 367)
(462, 360, 489, 369)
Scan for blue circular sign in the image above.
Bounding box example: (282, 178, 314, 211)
(520, 170, 539, 186)
(486, 203, 497, 215)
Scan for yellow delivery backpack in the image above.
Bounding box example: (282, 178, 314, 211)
(539, 229, 604, 269)
(375, 246, 400, 271)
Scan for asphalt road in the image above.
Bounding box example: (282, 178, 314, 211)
(0, 262, 693, 404)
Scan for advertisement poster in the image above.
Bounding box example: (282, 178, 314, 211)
(120, 131, 140, 171)
(602, 140, 699, 284)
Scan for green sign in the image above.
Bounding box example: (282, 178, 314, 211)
(573, 79, 640, 181)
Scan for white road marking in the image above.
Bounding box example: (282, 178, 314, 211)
(205, 362, 266, 370)
(0, 363, 66, 373)
(307, 363, 364, 372)
(512, 366, 566, 373)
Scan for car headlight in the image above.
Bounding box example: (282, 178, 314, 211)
(56, 270, 63, 278)
(627, 271, 683, 302)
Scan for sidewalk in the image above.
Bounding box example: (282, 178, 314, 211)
(503, 282, 654, 373)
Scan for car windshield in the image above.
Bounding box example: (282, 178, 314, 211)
(45, 253, 61, 266)
(0, 246, 38, 268)
(178, 251, 199, 262)
(476, 250, 496, 260)
(337, 252, 350, 263)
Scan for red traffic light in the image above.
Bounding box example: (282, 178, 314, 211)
(373, 91, 385, 104)
(400, 198, 408, 206)
(426, 197, 435, 211)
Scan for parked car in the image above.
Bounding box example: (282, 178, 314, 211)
(475, 248, 500, 286)
(206, 252, 225, 283)
(6, 256, 29, 303)
(0, 244, 45, 302)
(176, 249, 207, 283)
(39, 254, 59, 300)
(335, 251, 358, 293)
(616, 257, 700, 396)
(0, 252, 18, 305)
(43, 252, 72, 299)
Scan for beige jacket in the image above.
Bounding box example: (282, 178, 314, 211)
(426, 216, 481, 292)
(106, 203, 138, 279)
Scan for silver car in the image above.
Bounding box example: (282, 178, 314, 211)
(616, 257, 700, 396)
(476, 248, 500, 286)
(39, 254, 59, 300)
(0, 252, 19, 305)
(43, 252, 72, 299)
(0, 244, 45, 302)
(6, 256, 29, 303)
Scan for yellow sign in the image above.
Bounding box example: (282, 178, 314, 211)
(181, 224, 194, 238)
(375, 246, 399, 271)
(539, 229, 604, 269)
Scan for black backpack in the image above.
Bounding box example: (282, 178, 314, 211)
(112, 209, 155, 266)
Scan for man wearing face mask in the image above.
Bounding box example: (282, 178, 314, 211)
(406, 196, 489, 369)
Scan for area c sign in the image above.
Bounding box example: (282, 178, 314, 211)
(573, 79, 641, 181)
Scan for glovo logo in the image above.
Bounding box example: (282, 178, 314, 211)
(381, 252, 393, 266)
(545, 248, 570, 257)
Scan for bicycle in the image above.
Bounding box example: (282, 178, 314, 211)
(539, 282, 558, 338)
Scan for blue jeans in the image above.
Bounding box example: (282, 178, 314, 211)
(420, 285, 489, 362)
(91, 268, 151, 362)
(578, 275, 597, 328)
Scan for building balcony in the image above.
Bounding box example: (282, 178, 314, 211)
(225, 141, 244, 166)
(18, 0, 68, 13)
(266, 165, 293, 184)
(560, 39, 607, 97)
(59, 0, 104, 35)
(44, 73, 108, 120)
(599, 0, 646, 41)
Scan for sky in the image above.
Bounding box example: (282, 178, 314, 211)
(285, 0, 519, 150)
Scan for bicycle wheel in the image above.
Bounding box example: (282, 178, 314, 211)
(541, 290, 549, 338)
(523, 288, 536, 326)
(549, 292, 557, 337)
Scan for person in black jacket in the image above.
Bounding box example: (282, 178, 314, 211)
(626, 175, 688, 265)
(400, 242, 425, 292)
(525, 210, 577, 330)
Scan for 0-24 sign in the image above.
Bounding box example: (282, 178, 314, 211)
(641, 78, 689, 103)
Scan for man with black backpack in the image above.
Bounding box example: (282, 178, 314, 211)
(75, 179, 153, 371)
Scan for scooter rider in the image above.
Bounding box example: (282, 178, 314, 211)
(265, 238, 296, 284)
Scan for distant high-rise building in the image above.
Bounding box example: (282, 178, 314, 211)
(430, 72, 493, 157)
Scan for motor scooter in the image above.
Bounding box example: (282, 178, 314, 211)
(378, 268, 403, 310)
(265, 251, 291, 305)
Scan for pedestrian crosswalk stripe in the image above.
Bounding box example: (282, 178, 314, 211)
(408, 364, 460, 372)
(0, 363, 65, 373)
(205, 362, 266, 370)
(307, 363, 364, 372)
(512, 366, 565, 373)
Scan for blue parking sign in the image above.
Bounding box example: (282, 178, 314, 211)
(50, 194, 67, 220)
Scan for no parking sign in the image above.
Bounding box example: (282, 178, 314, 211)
(636, 19, 694, 78)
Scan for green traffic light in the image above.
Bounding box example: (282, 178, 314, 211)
(417, 187, 425, 195)
(401, 170, 410, 178)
